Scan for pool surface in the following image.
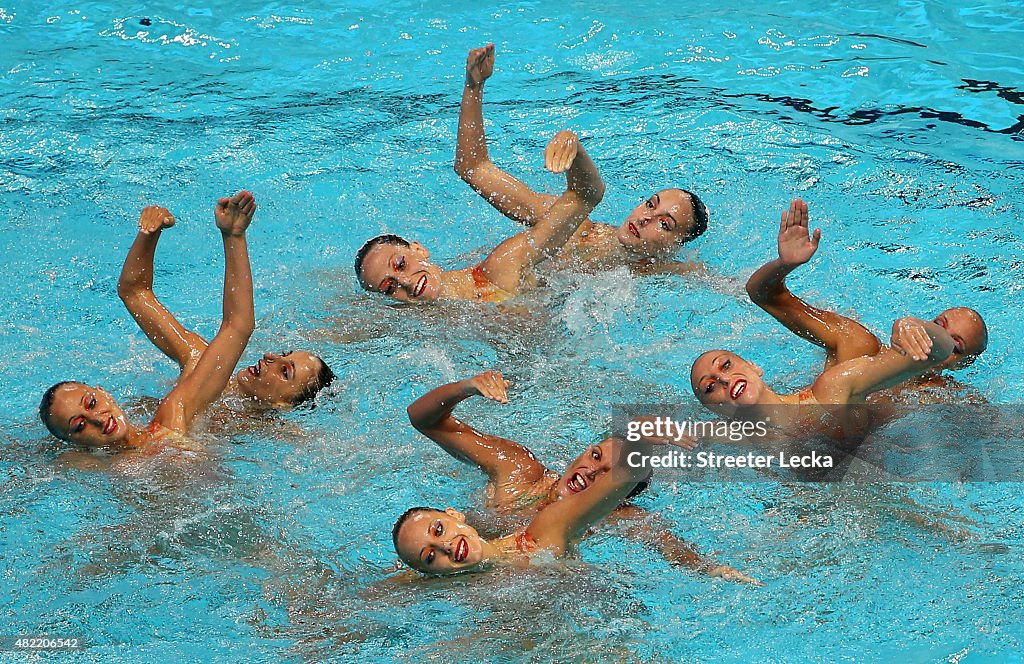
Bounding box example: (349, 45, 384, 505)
(1, 1, 1023, 661)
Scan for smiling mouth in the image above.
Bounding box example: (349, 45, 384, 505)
(730, 380, 747, 400)
(412, 275, 427, 298)
(454, 536, 468, 563)
(628, 222, 640, 238)
(103, 416, 117, 436)
(247, 361, 262, 377)
(567, 472, 589, 493)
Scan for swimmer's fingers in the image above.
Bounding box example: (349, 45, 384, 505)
(465, 43, 495, 85)
(544, 130, 579, 174)
(793, 197, 808, 228)
(708, 565, 765, 586)
(470, 370, 509, 403)
(215, 190, 257, 235)
(138, 205, 175, 234)
(891, 318, 933, 362)
(670, 435, 699, 450)
(891, 318, 932, 361)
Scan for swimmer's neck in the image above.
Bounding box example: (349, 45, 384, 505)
(120, 422, 148, 451)
(222, 380, 245, 399)
(728, 389, 798, 420)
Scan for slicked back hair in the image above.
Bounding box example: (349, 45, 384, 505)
(291, 358, 337, 406)
(39, 380, 81, 440)
(680, 189, 709, 243)
(354, 234, 410, 287)
(392, 506, 438, 556)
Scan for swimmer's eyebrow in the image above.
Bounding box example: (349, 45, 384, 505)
(698, 354, 726, 384)
(655, 194, 679, 228)
(68, 393, 88, 427)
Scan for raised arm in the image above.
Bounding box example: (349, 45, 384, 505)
(525, 437, 648, 556)
(746, 198, 880, 367)
(153, 191, 257, 433)
(407, 371, 547, 484)
(454, 44, 555, 226)
(117, 206, 208, 370)
(480, 130, 605, 294)
(816, 317, 955, 403)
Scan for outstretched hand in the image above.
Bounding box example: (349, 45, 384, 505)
(468, 370, 510, 404)
(138, 205, 175, 235)
(778, 198, 820, 266)
(466, 44, 495, 86)
(544, 130, 579, 174)
(707, 565, 765, 587)
(215, 190, 256, 236)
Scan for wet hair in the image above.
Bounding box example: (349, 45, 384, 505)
(392, 506, 437, 555)
(292, 358, 337, 406)
(680, 189, 709, 243)
(39, 380, 81, 440)
(354, 234, 410, 286)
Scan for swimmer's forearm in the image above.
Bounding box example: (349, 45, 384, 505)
(407, 379, 476, 430)
(611, 505, 709, 570)
(745, 258, 797, 304)
(564, 143, 605, 206)
(219, 233, 256, 335)
(455, 80, 489, 178)
(117, 231, 161, 300)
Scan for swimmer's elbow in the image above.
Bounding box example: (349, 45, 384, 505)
(745, 273, 781, 304)
(225, 315, 256, 340)
(454, 157, 486, 184)
(453, 158, 472, 181)
(407, 403, 424, 429)
(116, 279, 144, 302)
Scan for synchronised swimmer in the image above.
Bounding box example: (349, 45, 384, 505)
(38, 44, 988, 582)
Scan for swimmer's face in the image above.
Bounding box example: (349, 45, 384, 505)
(934, 307, 988, 369)
(554, 439, 615, 499)
(234, 350, 326, 407)
(690, 351, 766, 416)
(358, 241, 444, 302)
(395, 508, 487, 575)
(617, 189, 695, 256)
(43, 383, 130, 448)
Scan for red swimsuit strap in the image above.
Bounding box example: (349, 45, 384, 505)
(516, 530, 538, 553)
(472, 263, 490, 290)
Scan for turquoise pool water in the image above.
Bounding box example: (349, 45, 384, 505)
(2, 0, 1022, 661)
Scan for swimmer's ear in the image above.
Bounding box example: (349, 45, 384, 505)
(443, 507, 466, 522)
(752, 363, 764, 377)
(410, 241, 430, 259)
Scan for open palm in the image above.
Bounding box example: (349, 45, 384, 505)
(778, 197, 820, 266)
